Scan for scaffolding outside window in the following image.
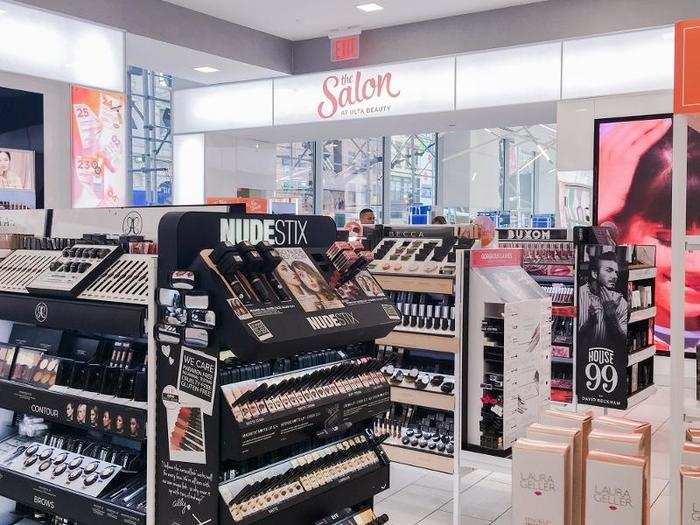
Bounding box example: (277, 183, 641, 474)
(389, 133, 437, 224)
(321, 137, 383, 225)
(275, 142, 314, 214)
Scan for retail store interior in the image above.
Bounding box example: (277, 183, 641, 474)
(0, 1, 697, 524)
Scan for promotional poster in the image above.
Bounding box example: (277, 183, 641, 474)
(70, 85, 126, 208)
(576, 245, 631, 409)
(595, 115, 700, 351)
(0, 148, 36, 208)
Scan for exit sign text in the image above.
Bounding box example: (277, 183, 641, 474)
(331, 35, 360, 62)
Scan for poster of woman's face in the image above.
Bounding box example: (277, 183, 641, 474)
(596, 115, 700, 350)
(0, 149, 34, 190)
(355, 272, 385, 297)
(274, 248, 345, 312)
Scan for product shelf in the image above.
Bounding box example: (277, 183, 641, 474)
(0, 463, 145, 525)
(220, 382, 391, 461)
(628, 266, 657, 281)
(627, 384, 657, 409)
(0, 379, 147, 441)
(629, 306, 657, 324)
(381, 441, 454, 474)
(686, 235, 700, 251)
(372, 274, 455, 295)
(551, 356, 573, 365)
(218, 462, 389, 525)
(532, 275, 575, 285)
(376, 331, 459, 354)
(627, 345, 656, 366)
(0, 292, 146, 339)
(389, 384, 454, 411)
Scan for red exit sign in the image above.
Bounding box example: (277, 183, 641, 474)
(331, 35, 360, 62)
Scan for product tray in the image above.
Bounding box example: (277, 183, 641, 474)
(0, 463, 145, 525)
(218, 462, 389, 525)
(221, 383, 391, 461)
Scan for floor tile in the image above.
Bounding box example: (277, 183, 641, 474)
(490, 507, 512, 524)
(442, 478, 511, 521)
(485, 471, 511, 485)
(376, 462, 427, 501)
(416, 510, 490, 524)
(378, 483, 454, 524)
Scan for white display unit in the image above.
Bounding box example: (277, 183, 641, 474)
(466, 250, 552, 454)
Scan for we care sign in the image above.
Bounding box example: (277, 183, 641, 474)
(273, 57, 455, 125)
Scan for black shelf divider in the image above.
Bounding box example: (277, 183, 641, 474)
(0, 379, 147, 441)
(0, 292, 146, 338)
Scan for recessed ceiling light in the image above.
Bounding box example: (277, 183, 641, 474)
(356, 3, 384, 13)
(0, 9, 6, 15)
(194, 66, 220, 73)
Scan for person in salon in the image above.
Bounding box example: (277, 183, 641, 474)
(359, 208, 375, 225)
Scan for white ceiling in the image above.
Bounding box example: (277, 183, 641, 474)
(162, 0, 546, 41)
(126, 34, 286, 87)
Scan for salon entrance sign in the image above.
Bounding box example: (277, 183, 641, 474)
(675, 18, 700, 114)
(274, 57, 455, 124)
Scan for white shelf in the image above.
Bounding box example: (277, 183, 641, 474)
(687, 235, 700, 252)
(629, 306, 657, 323)
(627, 345, 656, 366)
(685, 399, 700, 422)
(628, 266, 657, 281)
(0, 249, 10, 259)
(627, 385, 657, 409)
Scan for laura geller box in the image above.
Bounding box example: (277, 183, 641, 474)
(513, 438, 572, 525)
(586, 450, 646, 525)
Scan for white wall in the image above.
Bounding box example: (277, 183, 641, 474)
(0, 71, 71, 208)
(557, 91, 673, 171)
(204, 133, 276, 199)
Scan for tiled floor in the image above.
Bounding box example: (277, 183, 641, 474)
(376, 380, 691, 525)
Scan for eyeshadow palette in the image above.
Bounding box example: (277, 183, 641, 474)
(2, 441, 122, 497)
(368, 238, 458, 277)
(0, 344, 16, 379)
(27, 244, 123, 298)
(10, 348, 60, 389)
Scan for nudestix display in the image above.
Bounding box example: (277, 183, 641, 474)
(155, 212, 398, 525)
(512, 438, 572, 525)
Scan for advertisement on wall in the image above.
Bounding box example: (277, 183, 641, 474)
(274, 57, 455, 125)
(576, 245, 631, 409)
(0, 148, 36, 208)
(70, 85, 126, 208)
(595, 115, 700, 351)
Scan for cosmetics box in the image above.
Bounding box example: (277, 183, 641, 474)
(681, 467, 700, 525)
(682, 442, 700, 468)
(586, 450, 647, 525)
(687, 428, 700, 444)
(592, 416, 652, 478)
(588, 430, 648, 525)
(513, 438, 572, 525)
(540, 408, 593, 522)
(527, 424, 581, 525)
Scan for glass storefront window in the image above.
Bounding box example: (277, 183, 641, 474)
(389, 134, 437, 224)
(275, 142, 314, 214)
(321, 137, 383, 225)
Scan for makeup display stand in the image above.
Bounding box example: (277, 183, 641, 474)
(366, 225, 470, 525)
(465, 248, 552, 457)
(574, 236, 657, 411)
(497, 228, 575, 405)
(0, 242, 157, 525)
(154, 211, 399, 525)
